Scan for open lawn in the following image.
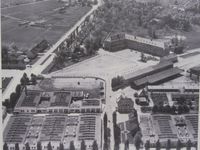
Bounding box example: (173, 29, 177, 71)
(1, 0, 91, 50)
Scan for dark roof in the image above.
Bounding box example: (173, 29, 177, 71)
(190, 65, 200, 73)
(118, 97, 133, 104)
(124, 61, 173, 80)
(134, 67, 183, 86)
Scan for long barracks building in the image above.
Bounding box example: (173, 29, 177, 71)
(103, 33, 171, 57)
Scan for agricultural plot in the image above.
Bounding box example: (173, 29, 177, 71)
(1, 0, 91, 50)
(152, 115, 177, 139)
(185, 115, 199, 139)
(3, 115, 32, 143)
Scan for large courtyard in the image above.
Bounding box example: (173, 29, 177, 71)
(1, 0, 91, 50)
(50, 49, 159, 78)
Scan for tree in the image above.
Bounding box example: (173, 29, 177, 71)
(92, 140, 98, 150)
(21, 73, 29, 95)
(25, 142, 30, 150)
(114, 125, 121, 145)
(130, 125, 140, 137)
(15, 143, 20, 150)
(182, 105, 190, 113)
(59, 142, 64, 150)
(171, 105, 177, 114)
(124, 140, 129, 150)
(182, 20, 191, 32)
(15, 84, 21, 96)
(103, 142, 108, 150)
(111, 76, 125, 90)
(144, 140, 150, 150)
(113, 111, 117, 126)
(31, 73, 37, 85)
(47, 142, 52, 150)
(166, 139, 171, 150)
(140, 53, 146, 62)
(10, 92, 18, 108)
(37, 142, 42, 150)
(186, 139, 192, 150)
(164, 105, 171, 114)
(114, 143, 119, 150)
(156, 140, 160, 150)
(2, 46, 9, 64)
(152, 105, 158, 113)
(2, 99, 10, 109)
(3, 143, 8, 150)
(178, 105, 183, 114)
(69, 141, 75, 150)
(104, 113, 108, 142)
(134, 133, 142, 150)
(80, 140, 86, 150)
(176, 140, 182, 150)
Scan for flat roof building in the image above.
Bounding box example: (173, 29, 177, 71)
(14, 77, 105, 114)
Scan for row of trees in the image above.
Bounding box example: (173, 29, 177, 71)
(103, 113, 111, 150)
(144, 139, 196, 150)
(152, 104, 190, 114)
(3, 140, 99, 150)
(112, 111, 121, 150)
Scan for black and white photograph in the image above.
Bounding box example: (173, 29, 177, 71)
(1, 0, 200, 150)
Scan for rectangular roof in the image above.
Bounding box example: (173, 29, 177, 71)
(134, 67, 183, 86)
(105, 33, 166, 48)
(125, 34, 165, 49)
(123, 61, 173, 80)
(190, 64, 200, 72)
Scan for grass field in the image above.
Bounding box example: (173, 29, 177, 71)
(1, 0, 91, 51)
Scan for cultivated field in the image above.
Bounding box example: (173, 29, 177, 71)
(1, 0, 91, 50)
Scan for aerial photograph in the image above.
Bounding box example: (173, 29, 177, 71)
(1, 0, 200, 150)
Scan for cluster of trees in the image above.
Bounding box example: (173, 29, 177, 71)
(20, 73, 37, 86)
(162, 15, 191, 32)
(111, 76, 126, 91)
(1, 45, 26, 70)
(53, 12, 102, 70)
(2, 84, 22, 112)
(152, 104, 190, 114)
(3, 140, 99, 150)
(2, 73, 38, 112)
